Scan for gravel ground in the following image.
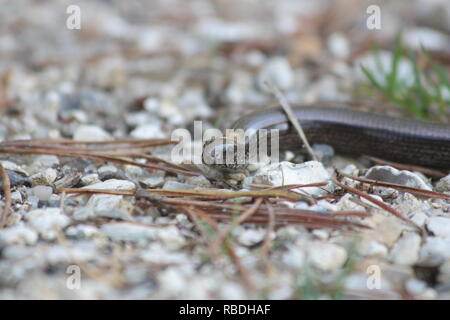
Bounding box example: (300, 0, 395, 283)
(0, 0, 450, 299)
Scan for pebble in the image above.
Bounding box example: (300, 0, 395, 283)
(0, 161, 29, 176)
(29, 155, 59, 174)
(403, 27, 449, 50)
(307, 241, 347, 271)
(185, 175, 212, 188)
(77, 194, 134, 221)
(97, 165, 119, 180)
(25, 208, 70, 241)
(404, 278, 437, 299)
(409, 211, 428, 228)
(81, 173, 100, 186)
(281, 245, 306, 268)
(359, 241, 388, 258)
(258, 56, 294, 90)
(219, 283, 246, 300)
(235, 228, 266, 247)
(251, 161, 331, 196)
(438, 260, 450, 284)
(140, 176, 165, 188)
(389, 232, 421, 265)
(162, 180, 197, 190)
(311, 144, 335, 165)
(426, 217, 450, 238)
(83, 179, 136, 191)
(100, 222, 157, 244)
(10, 191, 23, 203)
(436, 174, 450, 192)
(1, 169, 29, 188)
(32, 185, 53, 201)
(65, 224, 100, 238)
(327, 33, 350, 58)
(364, 166, 432, 190)
(140, 243, 189, 265)
(158, 267, 187, 296)
(155, 225, 186, 250)
(30, 168, 58, 186)
(73, 125, 112, 141)
(130, 124, 165, 139)
(419, 237, 450, 267)
(124, 164, 144, 177)
(0, 224, 38, 245)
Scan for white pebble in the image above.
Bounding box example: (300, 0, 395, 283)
(73, 125, 112, 141)
(32, 185, 53, 201)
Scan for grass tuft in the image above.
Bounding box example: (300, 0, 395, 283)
(360, 33, 450, 121)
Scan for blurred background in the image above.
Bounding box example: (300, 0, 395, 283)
(0, 0, 449, 142)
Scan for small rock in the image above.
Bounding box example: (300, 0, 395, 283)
(185, 175, 211, 188)
(307, 241, 347, 271)
(130, 124, 165, 139)
(0, 161, 29, 176)
(140, 176, 165, 188)
(98, 165, 122, 180)
(0, 224, 38, 245)
(25, 208, 70, 240)
(427, 217, 450, 238)
(53, 170, 81, 189)
(327, 33, 350, 58)
(436, 174, 450, 192)
(100, 222, 156, 244)
(29, 155, 59, 174)
(364, 166, 432, 190)
(359, 241, 388, 257)
(2, 170, 29, 188)
(158, 267, 186, 296)
(98, 165, 118, 175)
(438, 260, 450, 284)
(258, 56, 294, 90)
(389, 232, 421, 265)
(419, 237, 450, 267)
(10, 191, 23, 203)
(81, 173, 100, 186)
(219, 283, 246, 300)
(251, 161, 331, 196)
(311, 144, 335, 165)
(73, 194, 133, 221)
(403, 27, 449, 51)
(30, 168, 58, 186)
(236, 228, 266, 247)
(65, 224, 99, 238)
(140, 243, 189, 265)
(162, 180, 197, 190)
(73, 125, 112, 141)
(124, 164, 144, 177)
(155, 225, 186, 249)
(83, 179, 136, 191)
(409, 211, 428, 228)
(32, 185, 53, 201)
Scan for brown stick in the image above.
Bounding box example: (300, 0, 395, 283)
(338, 170, 450, 200)
(332, 173, 423, 233)
(0, 163, 12, 228)
(264, 81, 317, 161)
